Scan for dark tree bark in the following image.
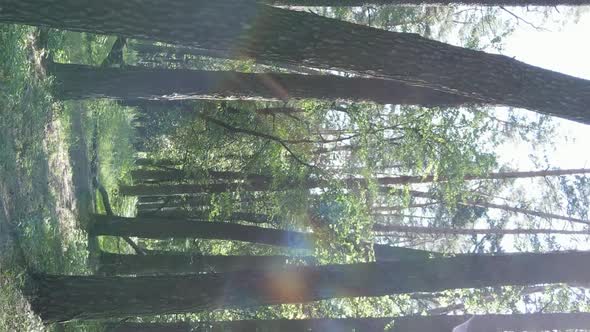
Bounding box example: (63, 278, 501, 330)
(90, 215, 443, 262)
(137, 196, 177, 204)
(105, 313, 590, 332)
(136, 196, 211, 209)
(130, 169, 272, 184)
(372, 243, 440, 261)
(269, 0, 590, 5)
(89, 214, 314, 249)
(2, 0, 590, 123)
(120, 182, 265, 196)
(98, 251, 306, 275)
(121, 167, 590, 196)
(108, 319, 392, 332)
(49, 62, 471, 106)
(134, 158, 179, 167)
(27, 251, 590, 322)
(136, 210, 278, 224)
(105, 322, 193, 332)
(131, 41, 323, 75)
(132, 167, 590, 184)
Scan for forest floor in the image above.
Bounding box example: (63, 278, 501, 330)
(0, 25, 136, 332)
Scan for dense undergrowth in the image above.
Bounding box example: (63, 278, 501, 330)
(0, 26, 137, 332)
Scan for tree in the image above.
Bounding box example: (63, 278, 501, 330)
(27, 251, 590, 322)
(105, 322, 192, 332)
(135, 210, 277, 225)
(49, 62, 471, 106)
(398, 189, 590, 226)
(130, 169, 272, 184)
(130, 41, 324, 75)
(106, 313, 590, 332)
(119, 168, 590, 196)
(90, 214, 431, 260)
(136, 196, 212, 210)
(373, 243, 441, 261)
(3, 0, 590, 123)
(134, 158, 179, 167)
(89, 214, 314, 249)
(130, 167, 590, 186)
(97, 251, 310, 275)
(374, 224, 590, 236)
(268, 0, 590, 5)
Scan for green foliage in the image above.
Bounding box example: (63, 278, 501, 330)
(50, 31, 114, 65)
(0, 25, 96, 332)
(85, 100, 137, 215)
(318, 5, 513, 50)
(2, 3, 584, 328)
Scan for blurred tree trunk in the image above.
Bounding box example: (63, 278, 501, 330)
(98, 251, 307, 275)
(28, 251, 590, 322)
(3, 0, 590, 123)
(269, 0, 590, 5)
(89, 214, 314, 249)
(105, 313, 590, 332)
(49, 63, 470, 106)
(105, 322, 192, 332)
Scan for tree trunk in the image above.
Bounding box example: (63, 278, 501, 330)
(374, 224, 590, 236)
(467, 199, 590, 226)
(134, 158, 179, 167)
(136, 210, 278, 224)
(136, 196, 211, 209)
(89, 214, 313, 249)
(372, 243, 440, 261)
(90, 215, 432, 260)
(49, 62, 470, 106)
(130, 169, 272, 184)
(131, 41, 323, 75)
(372, 167, 590, 185)
(120, 182, 267, 196)
(103, 312, 590, 332)
(105, 322, 192, 332)
(91, 213, 443, 263)
(121, 167, 590, 196)
(27, 251, 590, 322)
(98, 251, 305, 275)
(393, 189, 590, 226)
(392, 312, 590, 332)
(3, 0, 590, 123)
(132, 167, 590, 184)
(269, 0, 590, 5)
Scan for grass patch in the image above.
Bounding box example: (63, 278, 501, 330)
(0, 24, 88, 332)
